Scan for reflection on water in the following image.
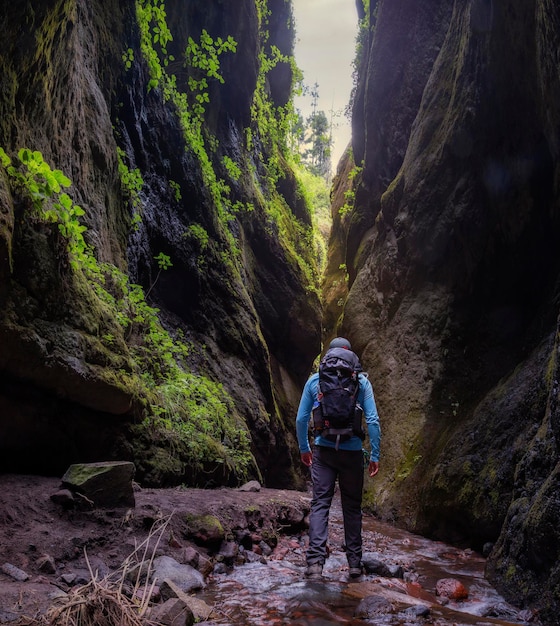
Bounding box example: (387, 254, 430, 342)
(198, 497, 533, 626)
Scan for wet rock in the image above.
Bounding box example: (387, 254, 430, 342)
(482, 542, 494, 557)
(362, 553, 404, 578)
(181, 546, 200, 568)
(60, 461, 135, 508)
(213, 562, 229, 575)
(354, 594, 394, 618)
(159, 578, 213, 621)
(149, 597, 194, 626)
(217, 540, 238, 563)
(151, 555, 205, 593)
(1, 562, 29, 581)
(435, 577, 468, 600)
(482, 601, 525, 621)
(244, 550, 264, 563)
(400, 604, 431, 619)
(259, 540, 273, 557)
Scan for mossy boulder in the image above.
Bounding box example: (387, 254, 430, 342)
(60, 461, 135, 508)
(184, 514, 225, 549)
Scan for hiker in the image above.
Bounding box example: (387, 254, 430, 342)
(295, 337, 381, 579)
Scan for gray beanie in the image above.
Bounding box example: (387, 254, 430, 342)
(328, 337, 352, 350)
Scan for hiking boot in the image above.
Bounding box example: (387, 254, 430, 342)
(305, 563, 323, 578)
(349, 566, 362, 578)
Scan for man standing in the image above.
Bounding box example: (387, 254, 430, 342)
(296, 337, 381, 579)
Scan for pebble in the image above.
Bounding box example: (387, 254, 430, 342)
(1, 562, 29, 581)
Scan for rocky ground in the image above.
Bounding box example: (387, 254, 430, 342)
(0, 473, 312, 624)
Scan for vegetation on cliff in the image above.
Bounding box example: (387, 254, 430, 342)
(0, 0, 323, 488)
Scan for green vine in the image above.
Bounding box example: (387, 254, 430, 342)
(339, 161, 363, 218)
(135, 0, 243, 268)
(0, 146, 255, 482)
(117, 147, 144, 209)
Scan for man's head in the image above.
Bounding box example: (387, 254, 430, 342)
(329, 337, 352, 350)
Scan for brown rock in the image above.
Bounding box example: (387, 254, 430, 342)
(435, 577, 468, 601)
(149, 598, 194, 626)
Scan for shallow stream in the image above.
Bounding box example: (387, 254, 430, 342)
(198, 495, 533, 626)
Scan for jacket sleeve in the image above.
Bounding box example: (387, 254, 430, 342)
(295, 375, 318, 453)
(360, 375, 381, 462)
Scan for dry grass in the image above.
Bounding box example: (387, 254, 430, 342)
(17, 515, 173, 626)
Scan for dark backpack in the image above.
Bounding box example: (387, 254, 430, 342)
(312, 346, 365, 448)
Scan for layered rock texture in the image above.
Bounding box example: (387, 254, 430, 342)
(0, 0, 320, 488)
(3, 0, 560, 618)
(324, 0, 560, 618)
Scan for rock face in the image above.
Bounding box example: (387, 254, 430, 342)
(0, 0, 320, 488)
(325, 0, 560, 619)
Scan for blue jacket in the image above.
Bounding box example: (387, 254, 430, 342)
(296, 372, 381, 462)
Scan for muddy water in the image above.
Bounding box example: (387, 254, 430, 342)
(198, 495, 533, 626)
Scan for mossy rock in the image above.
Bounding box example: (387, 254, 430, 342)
(61, 461, 135, 508)
(184, 514, 225, 548)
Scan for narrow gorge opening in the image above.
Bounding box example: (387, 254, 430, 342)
(2, 1, 560, 619)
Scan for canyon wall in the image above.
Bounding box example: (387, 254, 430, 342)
(325, 0, 560, 617)
(0, 0, 321, 488)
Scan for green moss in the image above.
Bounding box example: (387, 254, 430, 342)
(395, 439, 423, 481)
(185, 514, 225, 542)
(361, 483, 377, 513)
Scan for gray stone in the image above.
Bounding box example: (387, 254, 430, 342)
(238, 480, 261, 492)
(355, 594, 393, 618)
(159, 578, 213, 621)
(151, 556, 205, 593)
(1, 562, 29, 581)
(149, 598, 194, 626)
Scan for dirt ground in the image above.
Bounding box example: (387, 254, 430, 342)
(0, 474, 312, 623)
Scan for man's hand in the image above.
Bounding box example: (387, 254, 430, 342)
(301, 451, 313, 467)
(368, 461, 379, 477)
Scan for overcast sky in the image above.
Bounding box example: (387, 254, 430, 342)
(291, 0, 359, 172)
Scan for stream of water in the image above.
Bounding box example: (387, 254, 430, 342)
(197, 495, 534, 626)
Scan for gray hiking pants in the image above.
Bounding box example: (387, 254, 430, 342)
(306, 446, 364, 568)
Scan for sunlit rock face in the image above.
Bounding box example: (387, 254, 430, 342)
(326, 0, 560, 618)
(0, 1, 320, 488)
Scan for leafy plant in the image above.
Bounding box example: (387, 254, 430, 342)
(145, 252, 172, 299)
(169, 179, 181, 201)
(0, 146, 255, 483)
(222, 155, 241, 181)
(0, 148, 97, 273)
(116, 147, 143, 209)
(339, 162, 363, 217)
(122, 47, 134, 70)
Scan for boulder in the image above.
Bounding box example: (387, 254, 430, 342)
(60, 461, 135, 508)
(151, 556, 205, 593)
(435, 577, 469, 601)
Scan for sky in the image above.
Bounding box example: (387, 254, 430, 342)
(291, 0, 360, 172)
